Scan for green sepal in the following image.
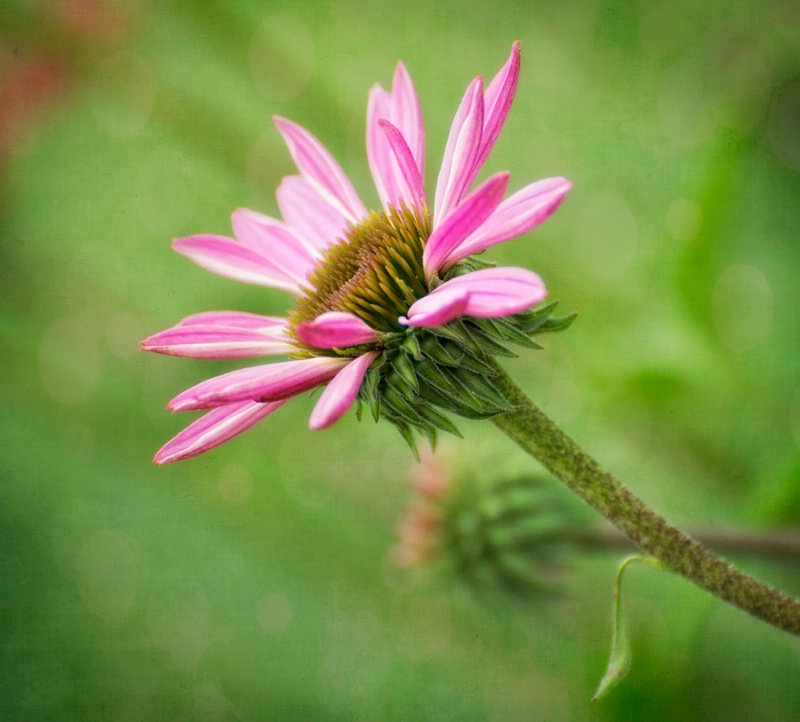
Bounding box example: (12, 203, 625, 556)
(427, 321, 487, 359)
(453, 349, 501, 376)
(395, 421, 420, 459)
(416, 378, 495, 419)
(419, 335, 462, 367)
(515, 301, 577, 336)
(473, 316, 543, 349)
(385, 368, 417, 399)
(419, 372, 490, 416)
(382, 385, 427, 426)
(391, 350, 419, 392)
(462, 320, 519, 357)
(401, 332, 424, 360)
(362, 367, 382, 422)
(450, 367, 515, 412)
(415, 401, 463, 438)
(419, 381, 501, 420)
(539, 311, 578, 334)
(352, 299, 574, 449)
(415, 357, 461, 397)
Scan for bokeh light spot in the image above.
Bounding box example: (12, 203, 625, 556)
(39, 316, 101, 405)
(156, 592, 211, 673)
(712, 264, 773, 350)
(256, 591, 293, 634)
(248, 13, 315, 103)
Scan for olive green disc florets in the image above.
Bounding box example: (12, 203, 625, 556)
(289, 204, 431, 333)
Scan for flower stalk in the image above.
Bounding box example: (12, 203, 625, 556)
(489, 362, 800, 636)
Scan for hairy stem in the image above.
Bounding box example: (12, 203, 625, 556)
(490, 365, 800, 636)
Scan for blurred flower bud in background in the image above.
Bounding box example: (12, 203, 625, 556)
(393, 445, 590, 602)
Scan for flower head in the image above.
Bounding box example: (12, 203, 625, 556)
(142, 42, 572, 463)
(392, 446, 584, 601)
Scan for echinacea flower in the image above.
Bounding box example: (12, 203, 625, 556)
(142, 42, 572, 463)
(393, 446, 583, 600)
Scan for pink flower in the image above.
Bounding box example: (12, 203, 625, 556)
(142, 42, 571, 463)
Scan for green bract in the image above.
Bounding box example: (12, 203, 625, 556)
(356, 292, 576, 451)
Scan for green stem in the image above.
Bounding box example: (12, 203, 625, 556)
(490, 364, 800, 636)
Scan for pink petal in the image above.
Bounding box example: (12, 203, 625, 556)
(423, 171, 509, 280)
(391, 62, 425, 177)
(309, 350, 379, 430)
(231, 208, 318, 281)
(168, 356, 349, 411)
(277, 176, 348, 252)
(177, 311, 287, 330)
(474, 41, 521, 176)
(379, 120, 426, 208)
(433, 76, 484, 226)
(295, 311, 380, 349)
(141, 324, 295, 359)
(154, 399, 287, 464)
(172, 235, 302, 295)
(367, 62, 425, 211)
(398, 289, 470, 328)
(442, 177, 572, 266)
(367, 85, 402, 208)
(274, 116, 366, 223)
(404, 267, 546, 327)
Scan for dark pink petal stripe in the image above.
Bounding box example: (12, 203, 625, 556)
(398, 289, 470, 328)
(309, 350, 379, 430)
(141, 324, 295, 359)
(295, 311, 380, 349)
(154, 400, 287, 464)
(474, 41, 521, 178)
(379, 120, 426, 208)
(404, 266, 546, 326)
(168, 356, 349, 411)
(390, 62, 425, 179)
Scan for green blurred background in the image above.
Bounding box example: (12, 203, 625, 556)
(2, 0, 800, 719)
